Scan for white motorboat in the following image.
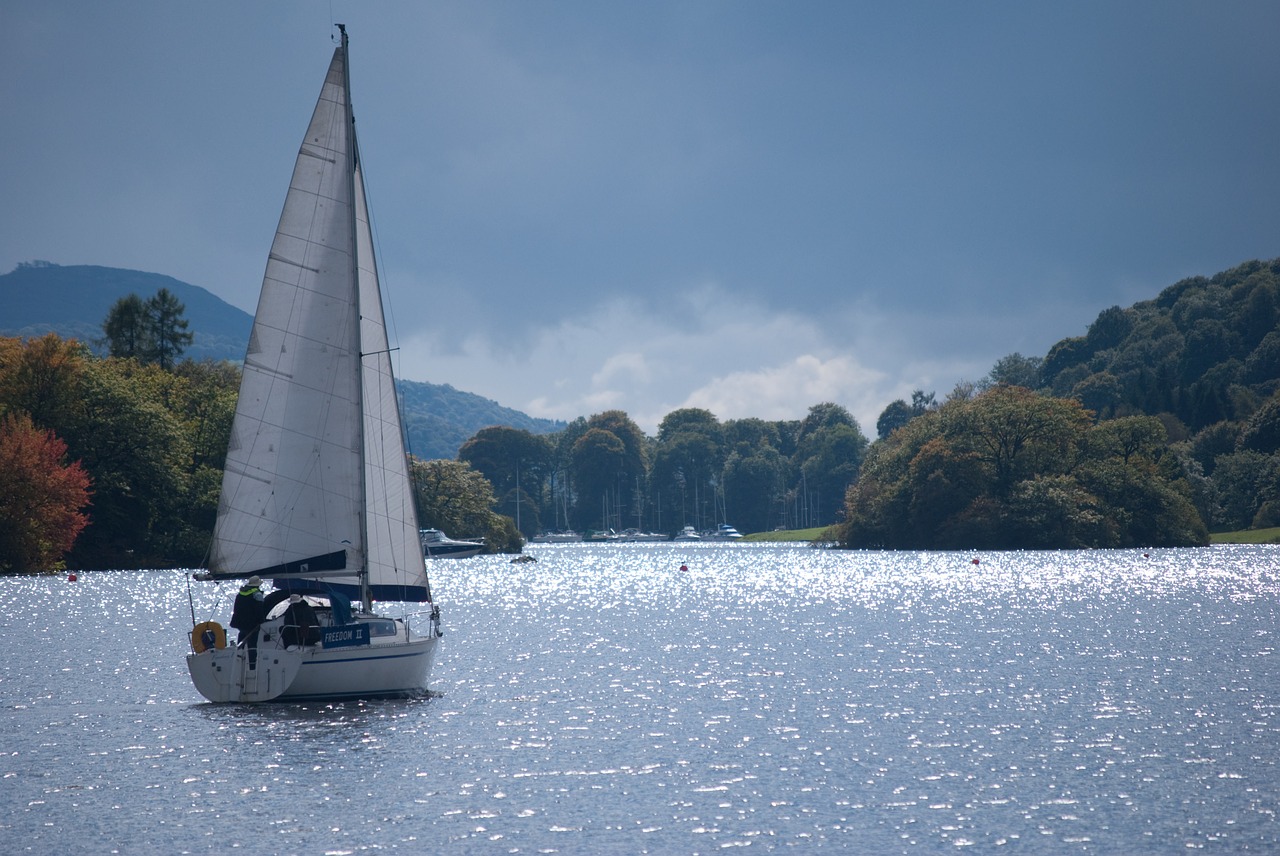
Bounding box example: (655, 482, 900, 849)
(187, 27, 442, 703)
(704, 524, 745, 540)
(420, 528, 484, 559)
(529, 530, 583, 543)
(619, 528, 669, 542)
(673, 525, 701, 541)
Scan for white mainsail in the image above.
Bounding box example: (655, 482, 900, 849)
(208, 40, 428, 603)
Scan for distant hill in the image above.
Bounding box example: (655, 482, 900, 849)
(0, 260, 251, 362)
(0, 261, 565, 458)
(400, 379, 564, 461)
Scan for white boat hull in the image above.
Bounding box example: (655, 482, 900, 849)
(530, 532, 582, 543)
(187, 645, 305, 703)
(187, 617, 439, 703)
(279, 635, 438, 701)
(421, 528, 484, 559)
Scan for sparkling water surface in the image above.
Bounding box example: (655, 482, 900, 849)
(2, 544, 1278, 853)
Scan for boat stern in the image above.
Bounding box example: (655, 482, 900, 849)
(187, 643, 304, 703)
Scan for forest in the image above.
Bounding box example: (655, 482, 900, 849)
(0, 257, 1277, 570)
(841, 258, 1280, 548)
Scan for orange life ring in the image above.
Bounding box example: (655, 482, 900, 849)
(191, 620, 227, 653)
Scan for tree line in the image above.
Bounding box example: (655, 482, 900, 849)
(462, 258, 1280, 550)
(2, 257, 1278, 569)
(1035, 258, 1280, 533)
(456, 402, 868, 541)
(0, 327, 866, 569)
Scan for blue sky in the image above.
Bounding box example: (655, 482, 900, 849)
(4, 2, 1278, 434)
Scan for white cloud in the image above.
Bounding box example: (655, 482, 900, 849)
(592, 352, 652, 388)
(681, 354, 886, 426)
(394, 283, 938, 436)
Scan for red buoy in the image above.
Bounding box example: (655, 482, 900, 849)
(680, 564, 688, 572)
(971, 558, 980, 565)
(68, 573, 78, 582)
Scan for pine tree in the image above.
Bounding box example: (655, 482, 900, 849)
(101, 294, 149, 359)
(100, 289, 193, 368)
(144, 288, 194, 370)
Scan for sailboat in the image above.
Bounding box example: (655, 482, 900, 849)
(186, 26, 442, 703)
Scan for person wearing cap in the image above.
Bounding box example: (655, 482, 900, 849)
(230, 575, 268, 667)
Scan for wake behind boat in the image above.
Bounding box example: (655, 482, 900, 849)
(186, 27, 442, 703)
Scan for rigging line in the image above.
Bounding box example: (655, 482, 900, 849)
(351, 110, 415, 454)
(355, 129, 412, 401)
(359, 154, 430, 573)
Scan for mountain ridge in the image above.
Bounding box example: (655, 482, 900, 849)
(0, 261, 564, 459)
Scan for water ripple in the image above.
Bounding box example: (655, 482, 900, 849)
(0, 544, 1277, 852)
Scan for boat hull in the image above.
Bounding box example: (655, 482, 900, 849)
(187, 645, 305, 703)
(279, 635, 438, 701)
(424, 545, 483, 559)
(187, 619, 439, 703)
(530, 532, 582, 543)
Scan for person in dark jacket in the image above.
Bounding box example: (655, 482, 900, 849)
(229, 576, 267, 667)
(282, 594, 320, 647)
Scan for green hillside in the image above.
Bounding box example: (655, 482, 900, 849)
(400, 379, 565, 461)
(1040, 257, 1280, 432)
(1038, 258, 1280, 533)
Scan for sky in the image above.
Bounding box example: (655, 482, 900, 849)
(4, 2, 1279, 436)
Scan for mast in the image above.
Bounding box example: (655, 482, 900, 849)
(337, 24, 373, 613)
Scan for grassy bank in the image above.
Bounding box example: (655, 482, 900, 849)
(748, 527, 1280, 546)
(746, 527, 1280, 545)
(1210, 527, 1280, 545)
(743, 527, 834, 543)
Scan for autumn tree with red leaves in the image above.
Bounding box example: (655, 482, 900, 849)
(0, 412, 91, 572)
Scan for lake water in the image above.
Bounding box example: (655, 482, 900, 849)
(2, 543, 1278, 853)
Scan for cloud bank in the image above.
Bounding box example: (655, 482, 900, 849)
(396, 281, 1000, 435)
